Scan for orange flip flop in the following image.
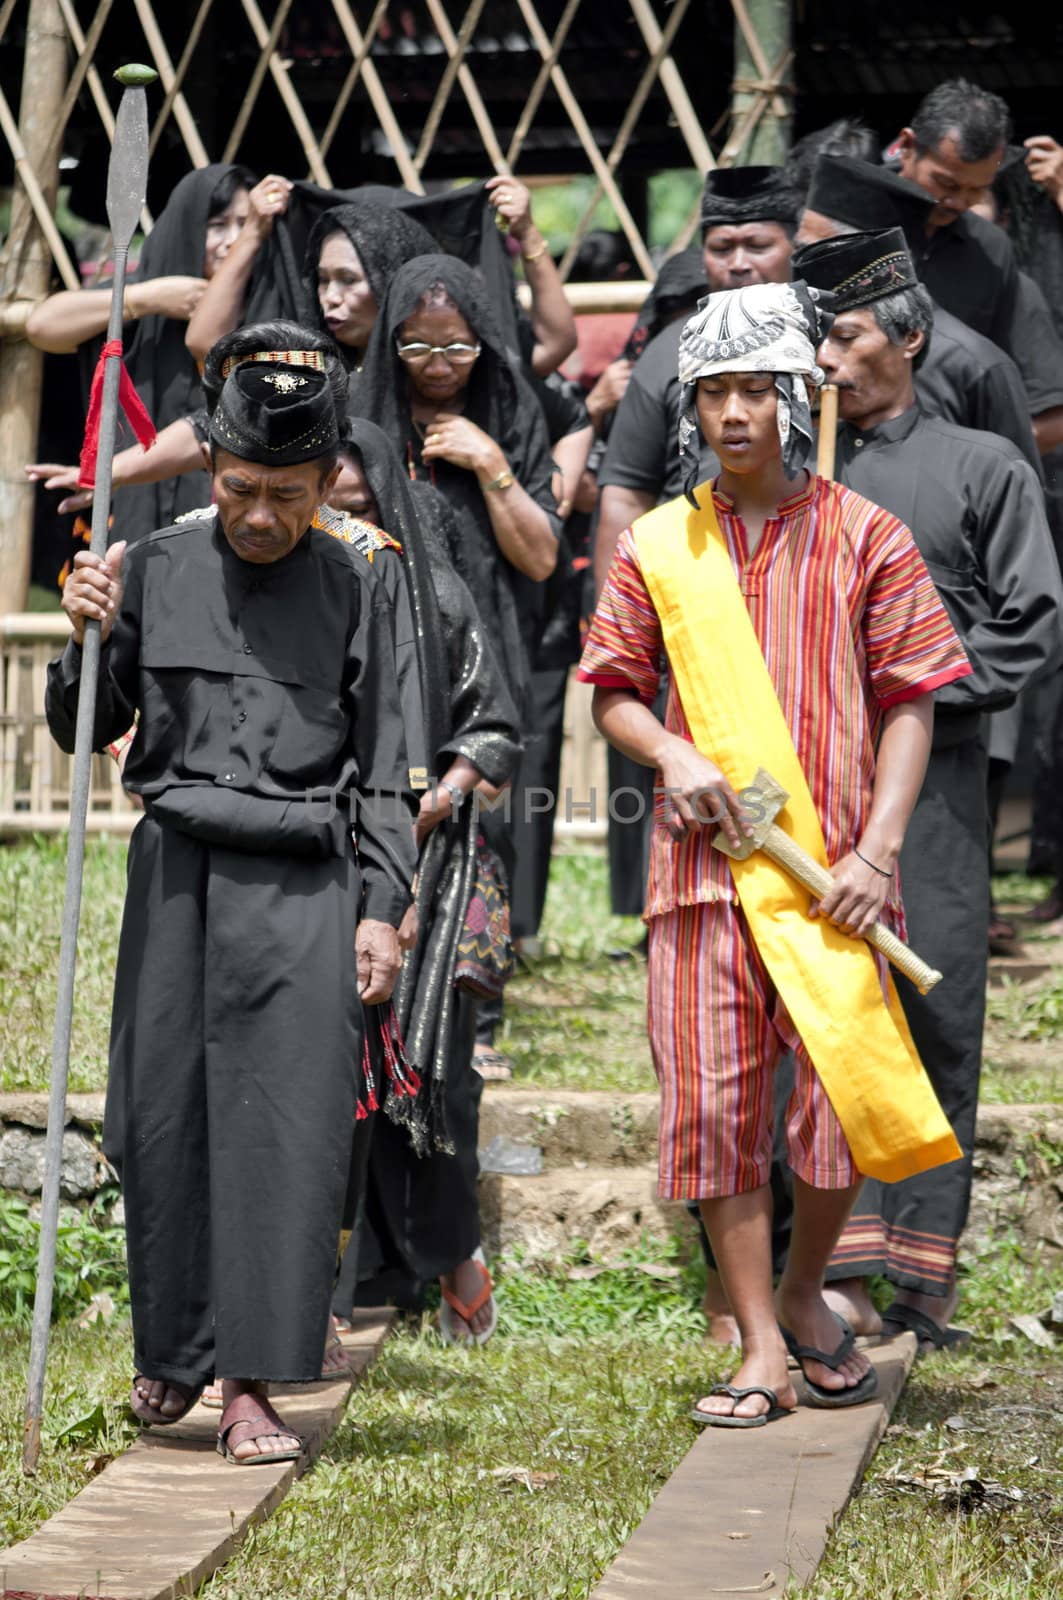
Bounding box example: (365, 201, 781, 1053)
(439, 1249, 498, 1347)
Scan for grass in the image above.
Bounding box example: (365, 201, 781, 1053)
(0, 835, 127, 1094)
(2, 1236, 1061, 1599)
(6, 841, 1062, 1104)
(1, 841, 1061, 1592)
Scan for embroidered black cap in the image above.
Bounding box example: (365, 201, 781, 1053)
(209, 362, 339, 467)
(791, 227, 919, 311)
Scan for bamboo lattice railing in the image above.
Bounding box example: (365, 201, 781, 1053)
(0, 616, 605, 837)
(0, 0, 790, 298)
(0, 616, 139, 834)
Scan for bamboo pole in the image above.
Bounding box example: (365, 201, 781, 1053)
(130, 0, 210, 167)
(232, 0, 330, 185)
(516, 279, 651, 315)
(329, 0, 423, 192)
(224, 0, 302, 172)
(319, 0, 388, 163)
(730, 0, 792, 164)
(514, 0, 655, 280)
(558, 0, 693, 281)
(41, 0, 115, 180)
(423, 0, 509, 174)
(0, 0, 70, 612)
(627, 0, 713, 174)
(148, 0, 215, 158)
(506, 0, 582, 169)
(0, 83, 80, 293)
(816, 384, 839, 479)
(54, 0, 154, 231)
(415, 0, 489, 174)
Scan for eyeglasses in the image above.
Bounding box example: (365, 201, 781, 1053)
(395, 340, 482, 366)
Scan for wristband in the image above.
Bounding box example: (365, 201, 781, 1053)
(522, 240, 548, 264)
(854, 846, 892, 879)
(484, 468, 515, 492)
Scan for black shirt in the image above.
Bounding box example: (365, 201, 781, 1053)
(599, 320, 687, 502)
(46, 518, 417, 923)
(835, 406, 1062, 716)
(917, 305, 1042, 476)
(914, 213, 1063, 414)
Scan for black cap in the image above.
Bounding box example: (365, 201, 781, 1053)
(701, 165, 800, 231)
(792, 227, 919, 310)
(209, 363, 339, 467)
(804, 156, 934, 247)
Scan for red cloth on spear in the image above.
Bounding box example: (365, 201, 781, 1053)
(77, 338, 156, 487)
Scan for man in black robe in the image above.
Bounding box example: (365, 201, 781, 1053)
(795, 154, 1041, 473)
(794, 229, 1063, 1346)
(47, 357, 416, 1463)
(885, 79, 1063, 451)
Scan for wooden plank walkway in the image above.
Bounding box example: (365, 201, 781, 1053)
(1, 1310, 392, 1600)
(592, 1333, 917, 1599)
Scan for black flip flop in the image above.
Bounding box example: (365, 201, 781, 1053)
(690, 1383, 795, 1429)
(778, 1314, 879, 1408)
(881, 1301, 972, 1354)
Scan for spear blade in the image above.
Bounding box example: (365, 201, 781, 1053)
(21, 64, 155, 1477)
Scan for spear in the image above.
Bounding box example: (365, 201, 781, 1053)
(22, 63, 157, 1477)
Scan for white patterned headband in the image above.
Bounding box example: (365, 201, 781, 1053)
(678, 282, 824, 388)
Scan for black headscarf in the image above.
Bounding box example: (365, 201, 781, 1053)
(395, 472, 521, 1153)
(354, 253, 559, 706)
(242, 179, 521, 357)
(115, 163, 253, 543)
(341, 418, 450, 778)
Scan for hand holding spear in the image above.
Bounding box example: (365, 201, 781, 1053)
(22, 64, 156, 1477)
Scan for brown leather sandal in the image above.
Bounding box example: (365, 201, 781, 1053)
(216, 1391, 303, 1466)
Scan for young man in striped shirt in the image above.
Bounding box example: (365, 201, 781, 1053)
(579, 282, 970, 1427)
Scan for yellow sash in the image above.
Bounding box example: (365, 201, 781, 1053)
(633, 487, 961, 1183)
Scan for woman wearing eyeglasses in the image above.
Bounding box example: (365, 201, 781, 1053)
(356, 253, 560, 713)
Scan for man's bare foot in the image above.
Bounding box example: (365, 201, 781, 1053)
(441, 1256, 494, 1338)
(823, 1276, 883, 1337)
(130, 1374, 201, 1423)
(701, 1268, 740, 1347)
(775, 1285, 874, 1394)
(218, 1381, 301, 1463)
(692, 1332, 797, 1421)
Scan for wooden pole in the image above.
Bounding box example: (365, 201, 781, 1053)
(55, 0, 154, 231)
(730, 0, 792, 166)
(233, 0, 330, 185)
(130, 0, 210, 167)
(816, 384, 839, 479)
(0, 0, 69, 614)
(329, 0, 424, 193)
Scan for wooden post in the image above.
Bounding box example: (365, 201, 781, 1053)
(730, 0, 792, 166)
(0, 0, 69, 613)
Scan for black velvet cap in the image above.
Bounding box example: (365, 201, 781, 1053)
(701, 165, 801, 231)
(209, 362, 339, 466)
(792, 227, 919, 310)
(804, 156, 934, 246)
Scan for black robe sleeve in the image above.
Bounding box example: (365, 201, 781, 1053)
(433, 564, 521, 788)
(345, 585, 418, 925)
(935, 446, 1063, 711)
(45, 545, 142, 753)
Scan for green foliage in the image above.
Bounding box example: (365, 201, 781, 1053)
(494, 1233, 706, 1341)
(0, 835, 127, 1093)
(0, 1193, 129, 1326)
